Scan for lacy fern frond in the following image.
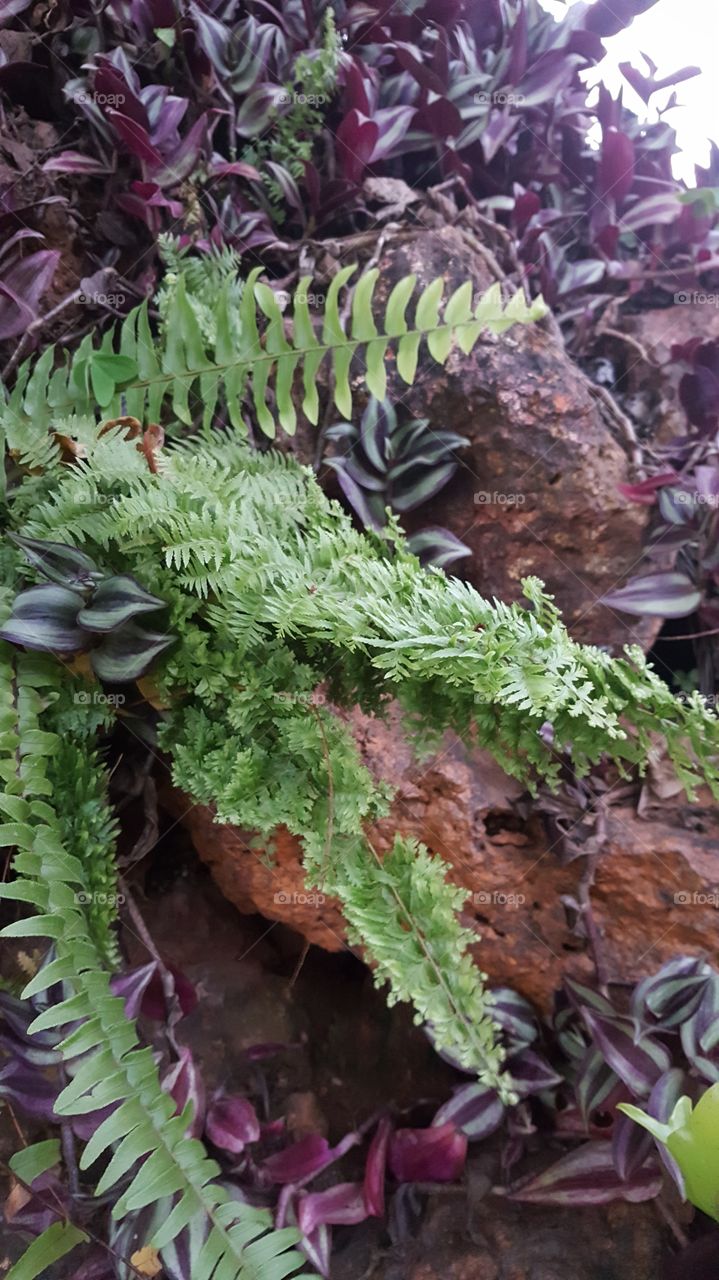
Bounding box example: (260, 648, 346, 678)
(0, 644, 318, 1280)
(0, 271, 547, 455)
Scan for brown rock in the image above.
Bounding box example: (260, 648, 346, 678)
(165, 706, 719, 1014)
(302, 216, 652, 650)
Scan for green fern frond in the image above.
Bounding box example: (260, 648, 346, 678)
(0, 645, 318, 1280)
(0, 271, 547, 451)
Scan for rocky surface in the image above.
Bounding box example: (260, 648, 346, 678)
(164, 704, 719, 1014)
(291, 208, 654, 650)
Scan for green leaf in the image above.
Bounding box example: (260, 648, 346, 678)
(5, 1222, 87, 1280)
(10, 1140, 61, 1186)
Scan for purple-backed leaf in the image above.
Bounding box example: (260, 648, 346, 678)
(205, 1093, 260, 1154)
(110, 961, 158, 1019)
(95, 62, 148, 129)
(617, 472, 679, 504)
(153, 114, 210, 187)
(406, 527, 472, 569)
(490, 987, 539, 1049)
(189, 1, 230, 77)
(235, 84, 285, 138)
(393, 42, 446, 95)
(78, 574, 166, 633)
(516, 51, 586, 106)
(646, 1068, 691, 1195)
(598, 128, 635, 203)
(601, 572, 701, 619)
(505, 1141, 661, 1205)
(576, 1046, 620, 1123)
(110, 960, 196, 1021)
(612, 1109, 653, 1180)
(0, 1059, 59, 1121)
(681, 978, 719, 1081)
(0, 0, 33, 18)
(90, 623, 174, 682)
(263, 1133, 333, 1184)
(392, 462, 457, 511)
(3, 248, 60, 319)
(263, 161, 303, 212)
(619, 192, 682, 231)
(581, 1011, 671, 1097)
(584, 0, 657, 38)
(388, 1123, 467, 1183)
(297, 1182, 368, 1236)
(432, 1083, 505, 1140)
(0, 1030, 60, 1069)
(564, 976, 616, 1018)
(107, 111, 163, 166)
(619, 60, 700, 104)
(43, 151, 112, 176)
(161, 1046, 205, 1137)
(369, 106, 416, 163)
(325, 459, 384, 530)
(0, 585, 85, 654)
(336, 110, 379, 184)
(632, 956, 711, 1028)
(209, 158, 262, 181)
(363, 1116, 391, 1217)
(508, 1049, 563, 1098)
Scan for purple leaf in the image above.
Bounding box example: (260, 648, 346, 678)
(0, 585, 85, 654)
(617, 472, 679, 504)
(363, 1116, 391, 1217)
(576, 1046, 620, 1122)
(619, 192, 682, 231)
(598, 128, 635, 203)
(43, 152, 112, 176)
(297, 1182, 368, 1235)
(205, 1093, 260, 1154)
(601, 571, 701, 619)
(432, 1083, 505, 1140)
(107, 111, 164, 166)
(336, 110, 379, 185)
(507, 1049, 563, 1098)
(581, 1011, 671, 1097)
(490, 988, 539, 1049)
(505, 1141, 661, 1205)
(406, 527, 472, 569)
(0, 1059, 59, 1121)
(388, 1123, 467, 1183)
(612, 1109, 653, 1180)
(263, 1133, 334, 1184)
(369, 106, 416, 163)
(161, 1046, 205, 1137)
(632, 957, 711, 1028)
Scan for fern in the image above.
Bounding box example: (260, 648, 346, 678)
(0, 271, 547, 455)
(0, 646, 318, 1280)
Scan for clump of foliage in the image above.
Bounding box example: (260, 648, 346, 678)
(603, 336, 719, 690)
(1, 260, 718, 1277)
(325, 396, 471, 567)
(0, 0, 715, 347)
(0, 534, 172, 682)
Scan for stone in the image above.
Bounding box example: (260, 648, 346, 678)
(298, 214, 654, 650)
(164, 705, 719, 1015)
